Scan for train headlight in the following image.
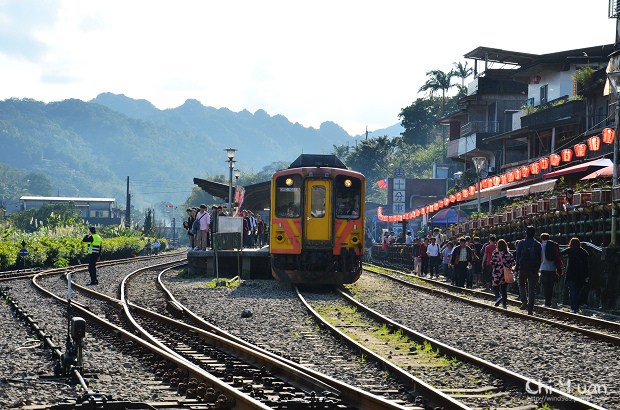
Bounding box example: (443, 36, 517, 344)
(285, 178, 293, 186)
(344, 179, 352, 188)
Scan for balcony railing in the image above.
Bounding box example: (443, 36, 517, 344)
(460, 121, 499, 137)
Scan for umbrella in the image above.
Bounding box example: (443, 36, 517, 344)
(581, 164, 618, 180)
(429, 208, 468, 226)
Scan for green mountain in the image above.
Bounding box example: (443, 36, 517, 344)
(0, 95, 355, 208)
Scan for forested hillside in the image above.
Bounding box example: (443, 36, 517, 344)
(0, 96, 361, 208)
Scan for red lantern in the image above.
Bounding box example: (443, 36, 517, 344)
(456, 192, 462, 202)
(480, 179, 487, 189)
(500, 174, 508, 185)
(420, 208, 425, 215)
(539, 157, 550, 170)
(438, 201, 443, 209)
(507, 171, 515, 183)
(415, 209, 420, 217)
(433, 203, 439, 211)
(561, 149, 573, 162)
(443, 198, 449, 207)
(521, 165, 530, 178)
(449, 194, 456, 203)
(461, 189, 468, 199)
(603, 128, 615, 144)
(514, 169, 521, 180)
(492, 176, 500, 186)
(469, 185, 476, 196)
(530, 162, 540, 175)
(550, 153, 561, 166)
(574, 143, 586, 158)
(427, 205, 432, 213)
(587, 136, 601, 152)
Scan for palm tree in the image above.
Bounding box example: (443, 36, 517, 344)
(451, 61, 473, 88)
(418, 69, 454, 114)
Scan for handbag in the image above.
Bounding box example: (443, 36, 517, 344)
(500, 252, 514, 283)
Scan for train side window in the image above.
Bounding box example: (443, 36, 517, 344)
(335, 175, 361, 219)
(275, 175, 301, 218)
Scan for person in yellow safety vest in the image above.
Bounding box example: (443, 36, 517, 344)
(83, 226, 102, 285)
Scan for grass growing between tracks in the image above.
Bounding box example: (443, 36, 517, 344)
(313, 301, 456, 371)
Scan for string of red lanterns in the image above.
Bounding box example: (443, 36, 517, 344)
(376, 128, 615, 223)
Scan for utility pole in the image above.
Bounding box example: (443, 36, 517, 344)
(125, 176, 131, 228)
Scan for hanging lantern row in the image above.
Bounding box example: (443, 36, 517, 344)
(376, 127, 616, 223)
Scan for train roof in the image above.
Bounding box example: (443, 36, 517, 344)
(288, 154, 346, 169)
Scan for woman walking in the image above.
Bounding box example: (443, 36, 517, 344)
(489, 239, 515, 309)
(560, 237, 589, 313)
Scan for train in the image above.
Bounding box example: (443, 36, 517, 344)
(269, 154, 365, 284)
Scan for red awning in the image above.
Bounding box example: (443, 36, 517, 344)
(543, 158, 613, 179)
(581, 164, 619, 180)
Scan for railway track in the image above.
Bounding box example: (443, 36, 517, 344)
(297, 285, 604, 409)
(30, 258, 415, 409)
(363, 263, 620, 344)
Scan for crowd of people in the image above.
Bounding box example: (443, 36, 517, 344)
(379, 226, 590, 314)
(182, 204, 267, 250)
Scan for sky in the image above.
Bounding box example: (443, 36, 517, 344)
(0, 0, 617, 136)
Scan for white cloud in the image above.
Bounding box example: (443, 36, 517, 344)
(0, 0, 616, 134)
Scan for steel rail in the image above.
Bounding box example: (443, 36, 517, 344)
(295, 286, 471, 410)
(336, 288, 605, 410)
(364, 264, 620, 345)
(32, 263, 270, 410)
(155, 265, 409, 410)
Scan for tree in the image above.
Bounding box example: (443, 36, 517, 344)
(418, 69, 454, 114)
(24, 172, 53, 196)
(450, 61, 473, 87)
(398, 97, 443, 146)
(143, 208, 154, 237)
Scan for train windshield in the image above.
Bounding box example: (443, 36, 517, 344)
(335, 175, 361, 219)
(275, 175, 302, 218)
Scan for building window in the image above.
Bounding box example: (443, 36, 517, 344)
(89, 210, 109, 218)
(540, 85, 548, 106)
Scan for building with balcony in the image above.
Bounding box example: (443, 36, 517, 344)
(441, 62, 529, 172)
(483, 44, 615, 173)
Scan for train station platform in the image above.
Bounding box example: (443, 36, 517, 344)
(186, 246, 271, 279)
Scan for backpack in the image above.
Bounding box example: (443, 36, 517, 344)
(545, 240, 558, 262)
(519, 241, 539, 271)
(192, 213, 203, 235)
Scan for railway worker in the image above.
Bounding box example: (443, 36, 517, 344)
(449, 237, 473, 287)
(83, 226, 102, 285)
(560, 237, 589, 314)
(515, 226, 542, 315)
(539, 233, 563, 308)
(426, 237, 440, 279)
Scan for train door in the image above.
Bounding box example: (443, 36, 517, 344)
(304, 179, 331, 245)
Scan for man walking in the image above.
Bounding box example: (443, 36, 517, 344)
(516, 226, 542, 315)
(83, 226, 102, 285)
(449, 237, 473, 287)
(540, 233, 563, 308)
(426, 237, 440, 279)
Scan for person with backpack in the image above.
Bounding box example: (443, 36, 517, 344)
(515, 226, 542, 315)
(539, 233, 564, 308)
(561, 237, 590, 313)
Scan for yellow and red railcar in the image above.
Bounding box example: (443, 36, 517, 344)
(270, 154, 365, 284)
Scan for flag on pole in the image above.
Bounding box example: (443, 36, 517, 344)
(376, 178, 388, 189)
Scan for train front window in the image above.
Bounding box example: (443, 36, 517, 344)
(275, 175, 301, 218)
(335, 175, 361, 219)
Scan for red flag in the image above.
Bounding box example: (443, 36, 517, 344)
(376, 178, 388, 189)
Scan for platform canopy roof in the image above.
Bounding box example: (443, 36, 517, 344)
(193, 178, 271, 212)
